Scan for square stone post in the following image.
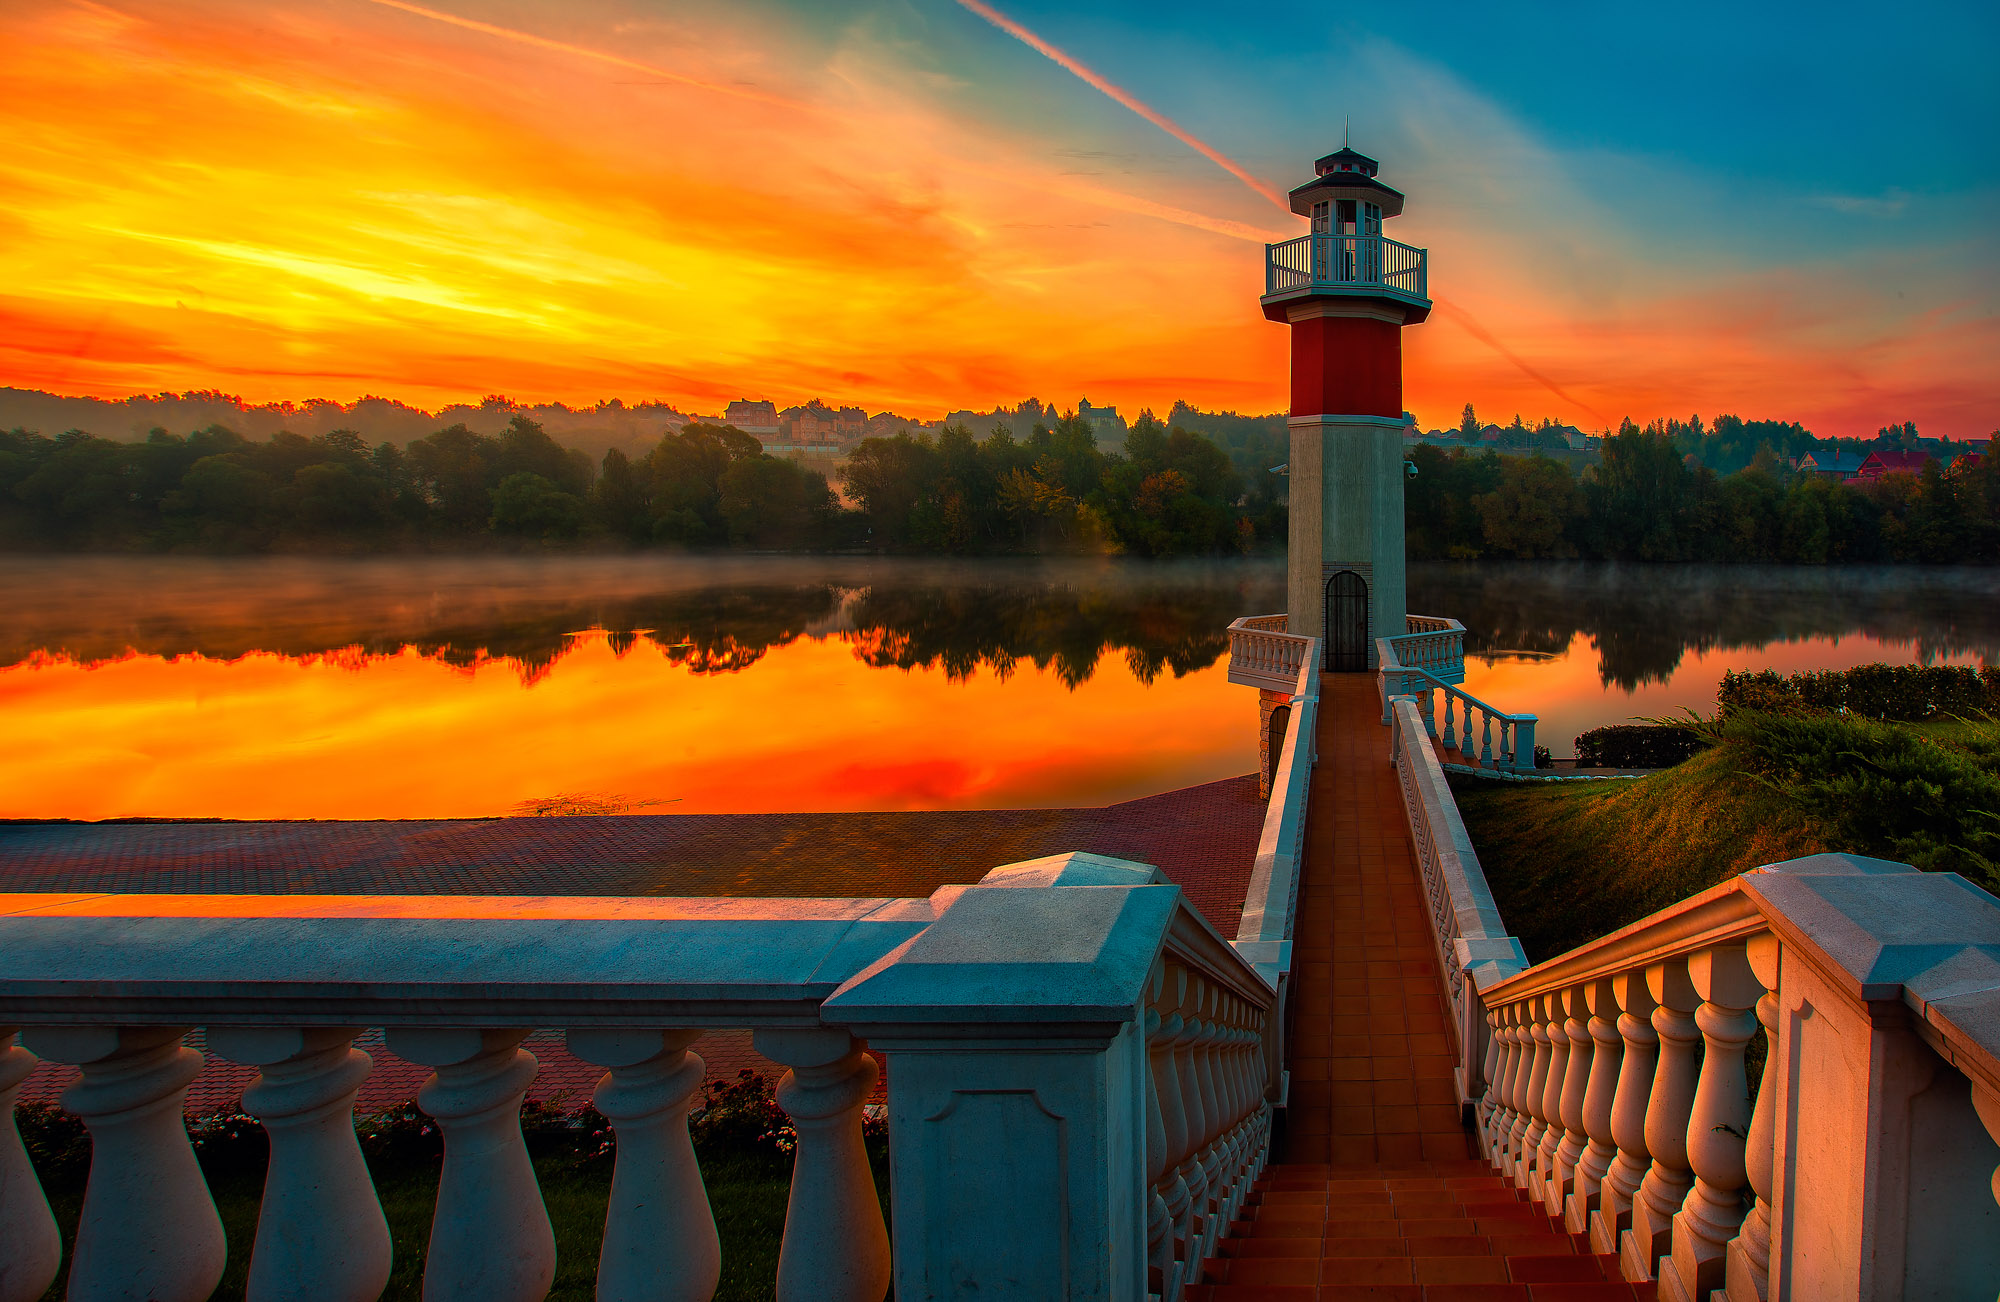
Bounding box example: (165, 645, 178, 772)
(1742, 853, 2000, 1301)
(825, 854, 1192, 1301)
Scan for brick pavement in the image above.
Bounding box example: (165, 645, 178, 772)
(1279, 675, 1471, 1168)
(7, 776, 1265, 1115)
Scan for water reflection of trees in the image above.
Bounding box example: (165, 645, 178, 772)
(0, 558, 1283, 690)
(1412, 563, 2000, 691)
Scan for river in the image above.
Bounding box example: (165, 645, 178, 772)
(3, 556, 1994, 819)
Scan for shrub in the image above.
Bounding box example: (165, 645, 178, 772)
(1725, 710, 2000, 889)
(1719, 664, 2000, 721)
(1573, 724, 1706, 769)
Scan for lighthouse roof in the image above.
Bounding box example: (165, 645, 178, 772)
(1288, 145, 1405, 218)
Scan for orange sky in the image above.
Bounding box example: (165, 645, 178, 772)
(2, 0, 1993, 436)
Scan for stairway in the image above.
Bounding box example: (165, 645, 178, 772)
(1185, 1158, 1655, 1300)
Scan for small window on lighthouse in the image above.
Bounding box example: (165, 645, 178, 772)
(1311, 201, 1331, 233)
(1364, 203, 1382, 236)
(1336, 200, 1357, 234)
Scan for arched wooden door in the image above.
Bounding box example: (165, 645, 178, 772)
(1325, 570, 1369, 672)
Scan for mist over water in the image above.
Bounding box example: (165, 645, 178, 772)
(2, 556, 1994, 818)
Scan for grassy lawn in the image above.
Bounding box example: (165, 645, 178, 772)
(1453, 710, 2000, 965)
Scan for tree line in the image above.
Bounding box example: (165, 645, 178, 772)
(6, 410, 1996, 562)
(1408, 423, 2000, 564)
(0, 410, 1271, 556)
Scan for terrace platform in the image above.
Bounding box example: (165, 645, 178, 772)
(5, 777, 1265, 1115)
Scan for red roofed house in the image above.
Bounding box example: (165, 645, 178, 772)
(1854, 448, 1936, 480)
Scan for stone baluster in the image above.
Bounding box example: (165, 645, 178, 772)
(1477, 1009, 1503, 1155)
(1621, 961, 1701, 1281)
(1516, 1000, 1554, 1189)
(1418, 686, 1437, 739)
(754, 1027, 892, 1302)
(1479, 711, 1494, 767)
(1191, 991, 1229, 1262)
(1142, 995, 1183, 1302)
(1547, 988, 1594, 1218)
(1566, 978, 1623, 1235)
(23, 1026, 225, 1302)
(1661, 945, 1762, 1302)
(1724, 936, 1781, 1302)
(1531, 996, 1572, 1204)
(1155, 977, 1198, 1282)
(207, 1027, 389, 1302)
(0, 1031, 61, 1302)
(1497, 1004, 1531, 1172)
(1174, 989, 1216, 1264)
(1972, 1081, 2000, 1249)
(1589, 974, 1658, 1256)
(1441, 694, 1458, 750)
(567, 1028, 719, 1302)
(385, 1027, 554, 1301)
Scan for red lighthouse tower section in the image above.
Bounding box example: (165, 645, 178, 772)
(1261, 146, 1431, 672)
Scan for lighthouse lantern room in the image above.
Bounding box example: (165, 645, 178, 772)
(1261, 146, 1431, 672)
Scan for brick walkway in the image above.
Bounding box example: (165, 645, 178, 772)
(1279, 675, 1469, 1167)
(1198, 677, 1657, 1298)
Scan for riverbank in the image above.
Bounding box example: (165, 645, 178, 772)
(1453, 707, 2000, 963)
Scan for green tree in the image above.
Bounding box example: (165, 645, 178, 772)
(1473, 455, 1582, 557)
(490, 472, 584, 540)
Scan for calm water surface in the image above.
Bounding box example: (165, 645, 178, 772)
(3, 557, 1995, 819)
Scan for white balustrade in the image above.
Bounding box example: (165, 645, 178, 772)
(389, 1026, 556, 1300)
(1378, 651, 1536, 772)
(1623, 960, 1701, 1280)
(0, 858, 1280, 1302)
(755, 1028, 890, 1302)
(1590, 973, 1658, 1255)
(207, 1026, 390, 1302)
(1227, 615, 1316, 693)
(1565, 978, 1623, 1234)
(1660, 944, 1761, 1302)
(23, 1025, 226, 1302)
(0, 1031, 59, 1302)
(1723, 936, 1780, 1302)
(567, 1028, 718, 1302)
(1547, 986, 1593, 1217)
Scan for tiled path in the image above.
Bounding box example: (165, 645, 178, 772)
(1195, 675, 1655, 1298)
(1280, 674, 1469, 1168)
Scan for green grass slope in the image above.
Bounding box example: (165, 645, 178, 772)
(1454, 709, 2000, 966)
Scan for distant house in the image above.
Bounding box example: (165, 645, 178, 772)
(1798, 450, 1867, 480)
(1948, 450, 1985, 477)
(722, 399, 780, 437)
(1077, 399, 1125, 441)
(1854, 449, 1937, 481)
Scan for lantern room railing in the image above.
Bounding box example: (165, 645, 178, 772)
(1264, 233, 1428, 304)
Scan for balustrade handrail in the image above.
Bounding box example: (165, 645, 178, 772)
(0, 857, 1280, 1300)
(1386, 698, 1527, 1099)
(1227, 614, 1314, 693)
(1234, 636, 1319, 985)
(1264, 233, 1429, 302)
(1381, 661, 1525, 724)
(1439, 846, 2000, 1297)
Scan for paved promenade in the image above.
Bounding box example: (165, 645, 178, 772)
(1280, 675, 1469, 1167)
(7, 776, 1264, 1115)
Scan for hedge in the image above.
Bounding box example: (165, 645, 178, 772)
(1573, 723, 1707, 769)
(1718, 664, 2000, 721)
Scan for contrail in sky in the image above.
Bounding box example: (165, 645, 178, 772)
(1434, 300, 1607, 425)
(364, 0, 807, 112)
(952, 0, 1291, 215)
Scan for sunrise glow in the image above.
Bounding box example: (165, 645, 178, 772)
(1, 0, 1992, 434)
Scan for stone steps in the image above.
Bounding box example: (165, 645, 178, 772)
(1184, 1160, 1656, 1301)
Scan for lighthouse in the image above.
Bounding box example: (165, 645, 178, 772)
(1262, 146, 1430, 671)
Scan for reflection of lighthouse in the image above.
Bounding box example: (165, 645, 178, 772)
(1262, 146, 1431, 671)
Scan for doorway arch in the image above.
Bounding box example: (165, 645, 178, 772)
(1325, 570, 1369, 672)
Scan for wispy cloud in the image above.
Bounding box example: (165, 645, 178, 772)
(1809, 188, 1910, 218)
(950, 0, 1290, 214)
